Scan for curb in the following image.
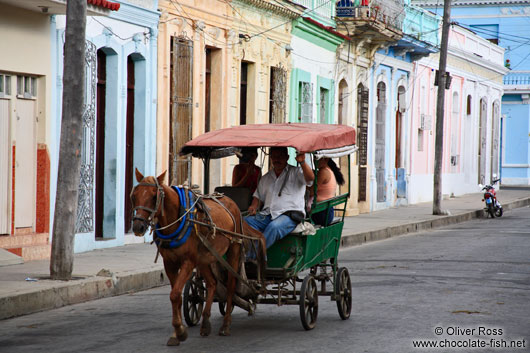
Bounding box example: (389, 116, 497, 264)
(0, 268, 169, 320)
(340, 197, 530, 248)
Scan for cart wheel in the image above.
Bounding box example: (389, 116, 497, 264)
(335, 267, 352, 320)
(218, 301, 234, 316)
(183, 275, 204, 327)
(299, 275, 318, 330)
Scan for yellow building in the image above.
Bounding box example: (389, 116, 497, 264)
(157, 0, 299, 191)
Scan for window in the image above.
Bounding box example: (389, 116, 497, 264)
(0, 74, 11, 96)
(466, 95, 472, 116)
(16, 75, 37, 98)
(418, 129, 424, 152)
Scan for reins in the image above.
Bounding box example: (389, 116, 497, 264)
(131, 182, 263, 285)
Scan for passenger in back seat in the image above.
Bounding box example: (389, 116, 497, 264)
(310, 158, 345, 226)
(232, 147, 261, 194)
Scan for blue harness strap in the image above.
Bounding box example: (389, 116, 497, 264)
(154, 187, 195, 249)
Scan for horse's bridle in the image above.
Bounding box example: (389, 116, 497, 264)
(130, 177, 165, 234)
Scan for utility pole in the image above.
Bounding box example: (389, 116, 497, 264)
(433, 0, 452, 215)
(50, 0, 87, 280)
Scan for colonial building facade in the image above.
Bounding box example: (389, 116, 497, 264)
(408, 25, 506, 203)
(52, 0, 160, 252)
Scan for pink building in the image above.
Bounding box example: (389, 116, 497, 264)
(408, 25, 507, 203)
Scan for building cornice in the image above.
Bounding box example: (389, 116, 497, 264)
(447, 45, 508, 76)
(237, 0, 302, 19)
(109, 1, 160, 28)
(413, 0, 530, 6)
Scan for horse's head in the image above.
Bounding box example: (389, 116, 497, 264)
(130, 168, 167, 237)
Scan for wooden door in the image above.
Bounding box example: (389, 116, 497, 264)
(14, 98, 36, 229)
(95, 50, 106, 238)
(0, 99, 9, 234)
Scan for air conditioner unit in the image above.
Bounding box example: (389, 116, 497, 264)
(420, 114, 432, 130)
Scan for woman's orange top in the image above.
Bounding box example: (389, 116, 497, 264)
(316, 167, 337, 202)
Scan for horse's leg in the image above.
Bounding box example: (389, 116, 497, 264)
(197, 263, 216, 337)
(219, 242, 241, 336)
(167, 260, 194, 346)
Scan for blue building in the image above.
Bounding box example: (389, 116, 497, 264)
(336, 0, 440, 211)
(414, 0, 530, 185)
(51, 0, 160, 252)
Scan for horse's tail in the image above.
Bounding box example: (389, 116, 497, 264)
(242, 221, 267, 282)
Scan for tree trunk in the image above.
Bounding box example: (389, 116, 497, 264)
(433, 0, 452, 215)
(50, 0, 87, 280)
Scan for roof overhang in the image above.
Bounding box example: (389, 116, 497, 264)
(0, 0, 119, 16)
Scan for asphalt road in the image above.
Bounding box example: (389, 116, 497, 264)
(1, 206, 530, 353)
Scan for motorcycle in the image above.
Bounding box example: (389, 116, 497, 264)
(480, 178, 503, 218)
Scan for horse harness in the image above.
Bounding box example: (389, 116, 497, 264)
(130, 181, 260, 284)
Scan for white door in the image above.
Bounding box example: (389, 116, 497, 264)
(14, 99, 36, 229)
(0, 99, 9, 234)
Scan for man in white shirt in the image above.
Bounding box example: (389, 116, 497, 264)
(245, 147, 314, 249)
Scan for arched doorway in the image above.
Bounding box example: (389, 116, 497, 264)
(124, 53, 146, 233)
(95, 47, 118, 239)
(490, 100, 500, 181)
(376, 81, 387, 203)
(357, 83, 369, 203)
(396, 86, 406, 199)
(338, 79, 349, 195)
(478, 98, 488, 185)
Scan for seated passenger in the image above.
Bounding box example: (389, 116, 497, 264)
(311, 158, 345, 226)
(244, 147, 314, 249)
(232, 147, 261, 194)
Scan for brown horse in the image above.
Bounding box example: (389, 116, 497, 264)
(131, 169, 266, 346)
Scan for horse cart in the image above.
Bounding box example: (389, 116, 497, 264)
(179, 123, 356, 331)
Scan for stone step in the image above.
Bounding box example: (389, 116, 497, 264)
(5, 244, 51, 261)
(0, 233, 49, 248)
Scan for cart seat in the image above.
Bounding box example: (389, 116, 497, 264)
(214, 186, 253, 211)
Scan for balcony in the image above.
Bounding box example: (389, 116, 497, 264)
(291, 0, 336, 27)
(388, 2, 440, 61)
(336, 0, 404, 47)
(402, 2, 439, 48)
(503, 72, 530, 93)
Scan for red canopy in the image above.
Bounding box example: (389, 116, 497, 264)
(180, 123, 355, 156)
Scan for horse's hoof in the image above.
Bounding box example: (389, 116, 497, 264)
(166, 337, 180, 346)
(177, 327, 188, 342)
(200, 320, 211, 337)
(219, 326, 231, 336)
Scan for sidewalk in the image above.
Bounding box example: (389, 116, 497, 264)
(1, 188, 530, 320)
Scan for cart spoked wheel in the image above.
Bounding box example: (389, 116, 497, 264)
(335, 267, 352, 320)
(183, 275, 204, 327)
(218, 301, 234, 316)
(299, 275, 318, 330)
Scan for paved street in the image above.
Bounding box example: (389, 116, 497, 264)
(1, 207, 529, 353)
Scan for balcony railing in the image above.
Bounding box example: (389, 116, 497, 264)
(336, 0, 405, 32)
(291, 0, 335, 26)
(403, 3, 440, 47)
(504, 72, 530, 86)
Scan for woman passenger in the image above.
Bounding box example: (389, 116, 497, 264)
(232, 147, 261, 194)
(311, 158, 345, 226)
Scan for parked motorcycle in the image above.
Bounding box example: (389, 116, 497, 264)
(480, 178, 503, 218)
